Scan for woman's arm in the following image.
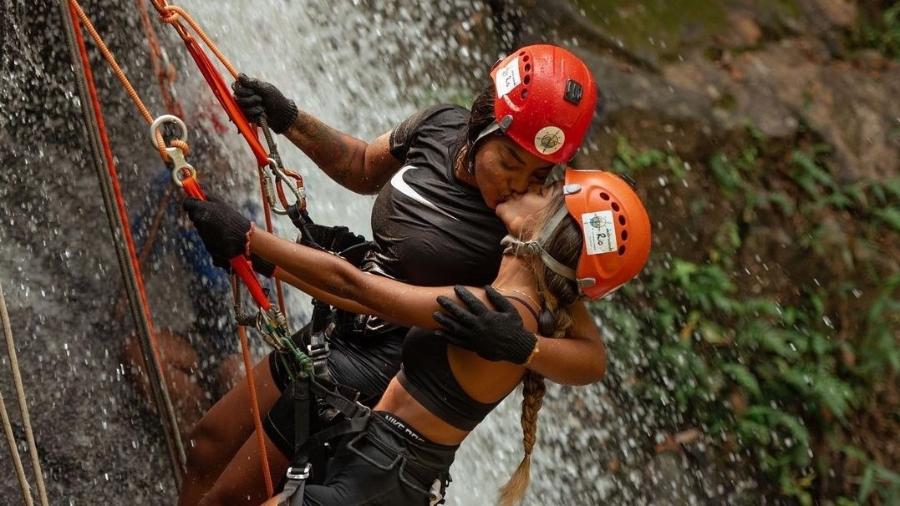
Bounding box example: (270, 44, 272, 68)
(283, 119, 400, 194)
(252, 228, 502, 329)
(527, 302, 606, 386)
(432, 290, 606, 385)
(271, 267, 374, 316)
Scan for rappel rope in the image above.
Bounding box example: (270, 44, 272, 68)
(60, 0, 187, 483)
(0, 386, 32, 506)
(1, 281, 49, 506)
(63, 0, 316, 495)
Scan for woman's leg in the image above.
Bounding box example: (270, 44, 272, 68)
(197, 429, 290, 506)
(179, 354, 283, 506)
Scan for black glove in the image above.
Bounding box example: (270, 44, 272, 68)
(183, 197, 251, 270)
(433, 285, 537, 365)
(250, 253, 276, 278)
(232, 74, 298, 133)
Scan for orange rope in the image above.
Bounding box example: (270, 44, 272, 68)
(236, 318, 274, 494)
(157, 5, 240, 79)
(68, 0, 187, 160)
(67, 0, 187, 476)
(148, 0, 289, 318)
(135, 0, 185, 118)
(72, 0, 278, 495)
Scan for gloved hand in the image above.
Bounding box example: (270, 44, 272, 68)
(433, 285, 538, 365)
(232, 74, 298, 133)
(182, 197, 252, 270)
(250, 253, 276, 278)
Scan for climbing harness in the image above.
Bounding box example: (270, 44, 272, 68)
(278, 376, 372, 506)
(0, 281, 49, 506)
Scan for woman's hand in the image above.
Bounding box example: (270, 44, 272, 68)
(433, 286, 537, 365)
(182, 197, 252, 269)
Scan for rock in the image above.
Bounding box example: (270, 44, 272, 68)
(812, 0, 858, 29)
(721, 10, 762, 49)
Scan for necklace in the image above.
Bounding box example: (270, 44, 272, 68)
(495, 287, 541, 313)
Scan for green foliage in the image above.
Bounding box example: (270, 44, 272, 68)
(852, 3, 900, 60)
(601, 135, 899, 503)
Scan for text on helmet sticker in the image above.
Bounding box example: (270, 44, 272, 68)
(534, 126, 565, 155)
(495, 57, 521, 98)
(581, 210, 618, 255)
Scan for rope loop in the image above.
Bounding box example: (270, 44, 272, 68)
(159, 6, 180, 25)
(170, 139, 190, 156)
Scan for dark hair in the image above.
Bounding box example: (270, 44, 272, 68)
(453, 80, 498, 173)
(498, 186, 581, 506)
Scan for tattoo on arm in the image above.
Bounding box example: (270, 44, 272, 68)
(285, 110, 369, 192)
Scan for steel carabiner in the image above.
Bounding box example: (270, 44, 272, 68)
(149, 115, 196, 187)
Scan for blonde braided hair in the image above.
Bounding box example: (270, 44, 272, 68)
(498, 250, 577, 505)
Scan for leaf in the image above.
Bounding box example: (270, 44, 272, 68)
(722, 363, 762, 397)
(709, 153, 745, 192)
(873, 207, 900, 232)
(858, 465, 876, 503)
(758, 329, 801, 360)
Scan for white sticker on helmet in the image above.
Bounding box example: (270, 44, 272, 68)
(581, 210, 618, 255)
(494, 57, 521, 97)
(534, 126, 565, 155)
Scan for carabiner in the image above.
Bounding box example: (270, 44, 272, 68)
(261, 158, 306, 215)
(149, 115, 196, 187)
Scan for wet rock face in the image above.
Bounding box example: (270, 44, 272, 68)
(536, 0, 900, 182)
(661, 38, 900, 181)
(3, 1, 897, 505)
(1, 2, 181, 504)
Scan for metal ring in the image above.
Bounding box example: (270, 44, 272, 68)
(171, 165, 197, 187)
(150, 114, 188, 147)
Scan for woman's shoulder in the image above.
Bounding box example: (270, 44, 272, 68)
(389, 104, 468, 160)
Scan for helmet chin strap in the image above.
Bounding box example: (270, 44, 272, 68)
(501, 205, 576, 280)
(466, 121, 502, 174)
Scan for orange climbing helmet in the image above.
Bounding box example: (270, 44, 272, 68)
(502, 169, 651, 299)
(488, 44, 598, 164)
(563, 169, 652, 298)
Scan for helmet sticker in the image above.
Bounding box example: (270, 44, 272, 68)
(581, 210, 618, 255)
(494, 57, 521, 98)
(534, 126, 565, 155)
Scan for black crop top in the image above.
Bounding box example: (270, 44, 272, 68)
(397, 295, 540, 431)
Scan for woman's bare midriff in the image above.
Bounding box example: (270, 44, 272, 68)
(374, 377, 470, 445)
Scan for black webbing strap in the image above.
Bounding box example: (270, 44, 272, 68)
(279, 377, 371, 506)
(307, 300, 333, 383)
(279, 378, 311, 506)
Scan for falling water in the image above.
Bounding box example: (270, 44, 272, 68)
(0, 1, 765, 504)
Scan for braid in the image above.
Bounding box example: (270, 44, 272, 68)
(498, 371, 546, 506)
(497, 185, 582, 504)
(498, 276, 574, 505)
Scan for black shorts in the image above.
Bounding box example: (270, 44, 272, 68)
(265, 319, 408, 456)
(300, 412, 456, 506)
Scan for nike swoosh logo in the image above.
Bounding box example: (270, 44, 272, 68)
(389, 166, 460, 221)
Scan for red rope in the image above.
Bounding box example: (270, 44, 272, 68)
(71, 5, 164, 373)
(70, 0, 277, 495)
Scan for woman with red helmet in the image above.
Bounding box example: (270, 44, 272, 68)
(180, 45, 617, 504)
(184, 167, 650, 505)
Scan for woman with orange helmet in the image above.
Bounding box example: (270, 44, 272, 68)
(180, 45, 615, 504)
(184, 168, 651, 505)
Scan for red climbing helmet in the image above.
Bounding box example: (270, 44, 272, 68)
(563, 169, 651, 299)
(489, 44, 598, 164)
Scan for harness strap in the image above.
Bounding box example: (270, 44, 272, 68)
(279, 377, 372, 505)
(500, 205, 576, 280)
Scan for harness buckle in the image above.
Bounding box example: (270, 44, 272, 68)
(285, 463, 311, 481)
(307, 340, 330, 358)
